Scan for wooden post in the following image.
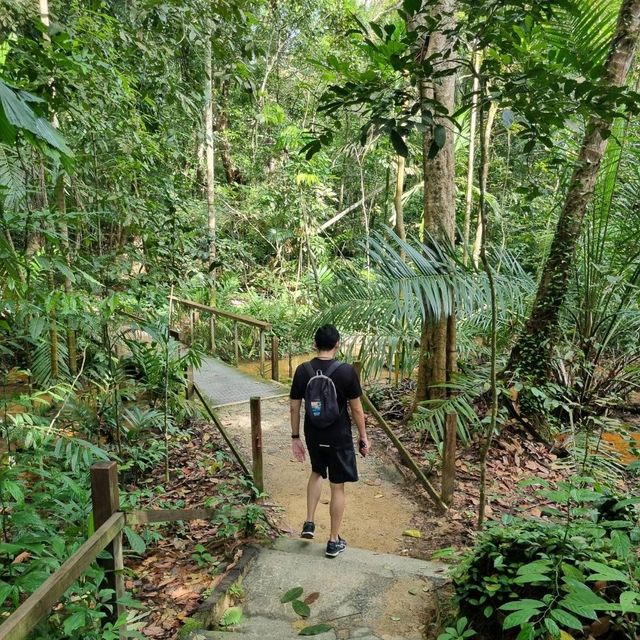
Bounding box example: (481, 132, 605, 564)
(189, 310, 195, 345)
(234, 321, 239, 365)
(441, 411, 457, 506)
(271, 335, 280, 382)
(90, 462, 125, 628)
(209, 315, 216, 353)
(288, 349, 293, 379)
(259, 329, 265, 378)
(250, 396, 264, 493)
(394, 352, 400, 388)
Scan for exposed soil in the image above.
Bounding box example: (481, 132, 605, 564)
(217, 396, 423, 554)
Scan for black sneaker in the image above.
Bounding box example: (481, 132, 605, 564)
(300, 521, 315, 539)
(325, 536, 347, 558)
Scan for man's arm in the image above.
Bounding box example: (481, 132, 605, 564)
(290, 399, 305, 462)
(348, 397, 370, 456)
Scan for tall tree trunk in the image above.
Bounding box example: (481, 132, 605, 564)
(471, 99, 498, 268)
(204, 28, 216, 271)
(55, 178, 77, 376)
(414, 0, 458, 406)
(508, 0, 640, 381)
(463, 49, 480, 266)
(40, 0, 77, 376)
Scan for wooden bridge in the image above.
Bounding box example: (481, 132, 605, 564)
(170, 295, 288, 407)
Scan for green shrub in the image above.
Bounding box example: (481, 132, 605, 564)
(448, 482, 640, 639)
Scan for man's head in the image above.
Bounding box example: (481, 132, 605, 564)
(314, 324, 340, 352)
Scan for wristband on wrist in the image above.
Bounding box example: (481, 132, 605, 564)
(291, 434, 300, 439)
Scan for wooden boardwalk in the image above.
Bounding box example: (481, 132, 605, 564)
(194, 356, 287, 407)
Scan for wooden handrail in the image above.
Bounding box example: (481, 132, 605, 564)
(192, 383, 253, 479)
(0, 460, 255, 640)
(126, 507, 218, 525)
(0, 512, 125, 640)
(169, 296, 272, 330)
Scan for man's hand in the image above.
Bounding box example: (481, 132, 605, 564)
(358, 435, 371, 457)
(292, 438, 306, 462)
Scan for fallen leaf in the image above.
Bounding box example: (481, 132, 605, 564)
(403, 529, 422, 538)
(12, 552, 31, 565)
(408, 587, 418, 595)
(304, 592, 320, 605)
(143, 626, 164, 637)
(374, 494, 383, 499)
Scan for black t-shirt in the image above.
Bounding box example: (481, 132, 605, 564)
(289, 358, 362, 448)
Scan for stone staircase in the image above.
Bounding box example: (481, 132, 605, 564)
(185, 539, 449, 640)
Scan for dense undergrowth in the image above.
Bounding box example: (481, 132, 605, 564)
(0, 316, 268, 639)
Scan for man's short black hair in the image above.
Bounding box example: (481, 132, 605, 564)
(315, 324, 340, 351)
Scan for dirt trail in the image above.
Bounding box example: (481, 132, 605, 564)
(217, 397, 420, 553)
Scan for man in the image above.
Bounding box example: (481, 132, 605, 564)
(289, 324, 370, 558)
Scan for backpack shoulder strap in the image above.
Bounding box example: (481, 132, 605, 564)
(324, 360, 343, 378)
(303, 362, 316, 379)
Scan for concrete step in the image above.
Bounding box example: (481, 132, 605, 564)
(185, 539, 449, 640)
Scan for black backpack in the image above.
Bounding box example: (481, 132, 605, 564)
(303, 361, 344, 429)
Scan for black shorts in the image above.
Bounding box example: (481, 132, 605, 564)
(308, 443, 358, 484)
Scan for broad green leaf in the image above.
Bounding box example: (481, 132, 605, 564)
(583, 561, 630, 584)
(63, 611, 86, 635)
(503, 609, 538, 630)
(390, 129, 408, 158)
(515, 625, 534, 640)
(544, 617, 560, 638)
(620, 591, 640, 613)
(0, 80, 73, 156)
(124, 527, 146, 554)
(292, 599, 311, 618)
(281, 587, 304, 603)
(3, 480, 24, 504)
(611, 531, 632, 560)
(433, 124, 446, 149)
(516, 560, 552, 575)
(513, 573, 551, 584)
(299, 623, 334, 636)
(500, 599, 545, 611)
(0, 582, 15, 606)
(549, 607, 584, 631)
(559, 596, 597, 621)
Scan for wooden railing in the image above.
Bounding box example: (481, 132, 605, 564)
(0, 451, 265, 640)
(169, 296, 280, 381)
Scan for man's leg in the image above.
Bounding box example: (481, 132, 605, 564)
(329, 482, 345, 542)
(306, 471, 323, 523)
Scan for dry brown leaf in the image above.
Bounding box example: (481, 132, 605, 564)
(304, 592, 320, 605)
(12, 551, 31, 565)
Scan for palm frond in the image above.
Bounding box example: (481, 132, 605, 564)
(545, 0, 619, 78)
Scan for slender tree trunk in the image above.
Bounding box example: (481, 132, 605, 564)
(471, 99, 498, 268)
(508, 0, 640, 380)
(40, 0, 77, 376)
(463, 49, 480, 265)
(393, 154, 407, 243)
(204, 28, 216, 270)
(55, 178, 77, 376)
(476, 81, 499, 529)
(414, 0, 458, 406)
